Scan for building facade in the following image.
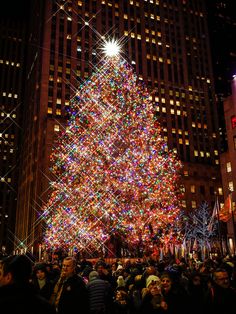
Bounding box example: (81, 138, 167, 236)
(15, 0, 223, 252)
(220, 78, 236, 254)
(0, 3, 28, 253)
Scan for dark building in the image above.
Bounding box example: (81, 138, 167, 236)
(206, 0, 236, 153)
(0, 2, 29, 253)
(220, 79, 236, 254)
(11, 0, 223, 253)
(206, 0, 236, 98)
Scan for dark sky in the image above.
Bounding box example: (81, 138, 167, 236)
(0, 0, 30, 18)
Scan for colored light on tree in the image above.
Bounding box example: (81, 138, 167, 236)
(43, 54, 182, 255)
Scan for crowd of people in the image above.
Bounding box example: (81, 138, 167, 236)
(0, 252, 236, 314)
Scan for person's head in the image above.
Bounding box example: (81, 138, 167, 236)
(61, 257, 76, 279)
(89, 270, 99, 281)
(34, 263, 48, 280)
(146, 266, 157, 276)
(95, 260, 108, 276)
(0, 255, 32, 287)
(160, 272, 172, 292)
(190, 272, 202, 286)
(149, 282, 162, 296)
(213, 268, 230, 289)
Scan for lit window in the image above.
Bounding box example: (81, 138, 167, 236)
(170, 109, 175, 114)
(215, 160, 219, 165)
(184, 170, 189, 177)
(231, 116, 236, 129)
(54, 124, 60, 132)
(200, 151, 204, 157)
(185, 139, 189, 145)
(192, 122, 196, 127)
(229, 181, 234, 192)
(218, 187, 223, 195)
(179, 138, 183, 144)
(191, 201, 197, 208)
(162, 107, 166, 113)
(226, 162, 232, 172)
(194, 150, 198, 157)
(191, 185, 196, 193)
(48, 108, 52, 114)
(56, 109, 61, 115)
(182, 200, 186, 208)
(161, 98, 165, 103)
(214, 150, 218, 156)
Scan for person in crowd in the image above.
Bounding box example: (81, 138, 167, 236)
(117, 275, 126, 289)
(186, 271, 207, 314)
(87, 270, 113, 314)
(129, 274, 143, 314)
(0, 255, 56, 314)
(113, 288, 131, 314)
(32, 262, 54, 300)
(160, 271, 188, 314)
(50, 256, 89, 314)
(95, 260, 117, 292)
(206, 268, 236, 314)
(141, 277, 167, 313)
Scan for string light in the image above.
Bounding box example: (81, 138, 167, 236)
(43, 54, 183, 254)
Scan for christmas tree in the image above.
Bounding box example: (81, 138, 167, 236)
(43, 43, 182, 256)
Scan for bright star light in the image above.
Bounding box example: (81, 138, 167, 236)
(102, 39, 121, 57)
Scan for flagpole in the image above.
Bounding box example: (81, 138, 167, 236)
(215, 193, 223, 256)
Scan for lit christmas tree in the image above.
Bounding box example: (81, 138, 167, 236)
(43, 41, 183, 257)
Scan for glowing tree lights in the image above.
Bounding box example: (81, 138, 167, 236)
(43, 46, 182, 256)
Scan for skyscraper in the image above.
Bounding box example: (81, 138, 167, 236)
(0, 1, 29, 253)
(15, 0, 223, 251)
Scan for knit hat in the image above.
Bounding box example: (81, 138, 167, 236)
(146, 275, 160, 288)
(117, 275, 125, 287)
(89, 270, 99, 281)
(116, 264, 123, 271)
